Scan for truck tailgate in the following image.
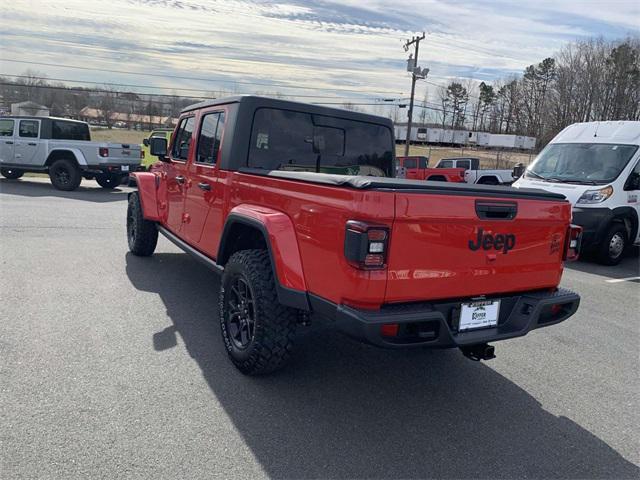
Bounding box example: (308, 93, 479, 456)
(386, 192, 571, 303)
(105, 143, 141, 161)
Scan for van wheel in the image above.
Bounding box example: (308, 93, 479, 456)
(219, 249, 297, 375)
(127, 192, 158, 256)
(49, 159, 81, 191)
(96, 173, 121, 189)
(0, 168, 24, 179)
(598, 224, 627, 265)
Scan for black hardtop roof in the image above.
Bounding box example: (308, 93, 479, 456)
(2, 115, 87, 124)
(181, 95, 393, 126)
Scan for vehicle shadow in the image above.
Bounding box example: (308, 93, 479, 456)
(0, 178, 129, 203)
(566, 247, 639, 280)
(126, 252, 639, 479)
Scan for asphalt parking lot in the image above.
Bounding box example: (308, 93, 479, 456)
(1, 177, 639, 479)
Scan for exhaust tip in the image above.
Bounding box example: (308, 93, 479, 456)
(461, 343, 496, 361)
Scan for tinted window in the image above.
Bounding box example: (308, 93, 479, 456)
(196, 112, 225, 165)
(52, 120, 90, 140)
(418, 157, 428, 168)
(171, 117, 195, 160)
(457, 160, 471, 170)
(0, 119, 13, 137)
(402, 158, 417, 168)
(19, 120, 39, 138)
(438, 160, 453, 168)
(248, 108, 393, 176)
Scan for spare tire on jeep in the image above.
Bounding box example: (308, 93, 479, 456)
(0, 168, 24, 180)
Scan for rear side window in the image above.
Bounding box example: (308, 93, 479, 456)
(196, 112, 225, 165)
(171, 117, 195, 160)
(0, 119, 13, 136)
(52, 120, 90, 140)
(19, 120, 39, 138)
(438, 160, 453, 168)
(457, 160, 471, 170)
(418, 158, 428, 168)
(248, 108, 393, 176)
(402, 158, 417, 169)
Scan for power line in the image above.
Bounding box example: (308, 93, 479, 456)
(0, 58, 406, 97)
(0, 73, 386, 101)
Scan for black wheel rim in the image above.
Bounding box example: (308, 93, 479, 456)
(226, 276, 256, 349)
(55, 167, 70, 185)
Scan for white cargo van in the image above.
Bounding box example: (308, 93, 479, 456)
(513, 121, 640, 265)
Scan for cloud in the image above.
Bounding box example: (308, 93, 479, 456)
(0, 0, 637, 104)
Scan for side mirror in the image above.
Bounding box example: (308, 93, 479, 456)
(143, 138, 149, 147)
(149, 137, 168, 161)
(512, 163, 525, 179)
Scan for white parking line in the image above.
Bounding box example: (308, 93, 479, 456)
(605, 276, 640, 283)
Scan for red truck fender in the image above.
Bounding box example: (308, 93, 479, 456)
(130, 172, 162, 221)
(217, 204, 309, 311)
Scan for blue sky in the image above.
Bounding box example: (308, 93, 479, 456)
(1, 0, 638, 106)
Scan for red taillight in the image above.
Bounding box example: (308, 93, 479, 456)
(381, 323, 399, 337)
(550, 304, 563, 316)
(563, 224, 582, 261)
(99, 147, 109, 157)
(344, 220, 390, 269)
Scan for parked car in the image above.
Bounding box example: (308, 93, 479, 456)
(514, 121, 640, 265)
(435, 157, 515, 185)
(0, 116, 142, 190)
(128, 96, 581, 375)
(396, 156, 465, 182)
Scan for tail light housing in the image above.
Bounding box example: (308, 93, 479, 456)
(99, 147, 109, 157)
(344, 220, 389, 269)
(563, 224, 582, 261)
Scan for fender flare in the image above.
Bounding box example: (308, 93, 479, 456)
(46, 148, 88, 167)
(130, 172, 161, 221)
(218, 205, 309, 311)
(476, 175, 501, 184)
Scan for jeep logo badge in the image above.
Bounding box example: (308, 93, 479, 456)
(469, 228, 516, 254)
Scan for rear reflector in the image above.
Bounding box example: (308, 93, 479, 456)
(381, 323, 399, 337)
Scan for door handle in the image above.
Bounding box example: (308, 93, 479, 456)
(28, 142, 37, 146)
(198, 182, 211, 191)
(5, 141, 13, 145)
(175, 175, 185, 184)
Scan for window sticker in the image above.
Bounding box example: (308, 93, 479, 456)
(256, 132, 269, 150)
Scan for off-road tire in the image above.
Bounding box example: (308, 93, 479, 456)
(49, 159, 81, 191)
(96, 173, 121, 189)
(0, 168, 24, 179)
(127, 192, 158, 256)
(597, 223, 627, 265)
(219, 249, 297, 375)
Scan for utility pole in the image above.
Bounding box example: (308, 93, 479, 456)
(403, 32, 426, 156)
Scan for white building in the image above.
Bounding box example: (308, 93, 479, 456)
(11, 101, 50, 117)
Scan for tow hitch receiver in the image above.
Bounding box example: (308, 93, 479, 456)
(460, 343, 496, 361)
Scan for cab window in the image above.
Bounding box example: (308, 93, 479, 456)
(625, 161, 640, 191)
(19, 120, 39, 138)
(0, 119, 14, 137)
(402, 158, 417, 169)
(196, 112, 225, 165)
(418, 157, 428, 168)
(438, 160, 454, 168)
(457, 160, 471, 170)
(171, 117, 195, 161)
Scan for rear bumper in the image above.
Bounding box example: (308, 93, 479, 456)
(85, 163, 142, 175)
(317, 288, 579, 349)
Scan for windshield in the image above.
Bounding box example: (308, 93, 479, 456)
(248, 108, 393, 177)
(526, 143, 638, 184)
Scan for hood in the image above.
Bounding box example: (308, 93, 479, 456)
(513, 177, 594, 205)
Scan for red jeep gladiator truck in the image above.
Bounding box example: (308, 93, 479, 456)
(128, 96, 581, 375)
(396, 155, 465, 182)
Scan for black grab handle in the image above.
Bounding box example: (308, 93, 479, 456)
(475, 201, 517, 220)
